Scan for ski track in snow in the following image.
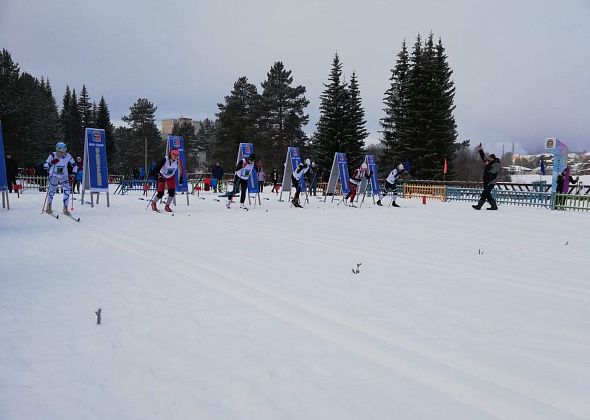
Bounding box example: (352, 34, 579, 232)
(89, 223, 588, 420)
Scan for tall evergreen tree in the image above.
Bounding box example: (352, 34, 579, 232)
(68, 89, 83, 157)
(313, 53, 351, 169)
(121, 98, 162, 171)
(96, 96, 115, 165)
(259, 61, 309, 168)
(78, 84, 93, 129)
(344, 71, 368, 166)
(380, 40, 410, 170)
(59, 86, 72, 142)
(195, 118, 217, 166)
(212, 77, 260, 170)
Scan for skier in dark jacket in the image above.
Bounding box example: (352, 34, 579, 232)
(472, 143, 501, 210)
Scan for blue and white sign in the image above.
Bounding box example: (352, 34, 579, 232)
(280, 147, 308, 202)
(289, 147, 307, 191)
(84, 128, 109, 192)
(237, 143, 259, 193)
(0, 122, 8, 191)
(167, 135, 189, 193)
(365, 154, 380, 194)
(337, 153, 350, 194)
(545, 137, 568, 192)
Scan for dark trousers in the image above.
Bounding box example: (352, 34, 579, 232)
(476, 184, 497, 209)
(230, 176, 248, 203)
(291, 176, 302, 202)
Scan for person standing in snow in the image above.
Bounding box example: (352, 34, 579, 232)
(4, 153, 18, 193)
(226, 154, 255, 209)
(44, 142, 77, 215)
(472, 143, 500, 210)
(257, 164, 266, 192)
(344, 162, 371, 206)
(377, 164, 405, 207)
(151, 148, 185, 212)
(211, 162, 224, 193)
(291, 158, 310, 208)
(556, 166, 579, 208)
(270, 168, 279, 194)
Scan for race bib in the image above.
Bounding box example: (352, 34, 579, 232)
(166, 168, 175, 175)
(242, 169, 251, 177)
(56, 167, 64, 174)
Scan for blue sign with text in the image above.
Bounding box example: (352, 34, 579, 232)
(289, 147, 307, 190)
(167, 135, 189, 193)
(366, 155, 380, 194)
(85, 128, 109, 191)
(337, 153, 350, 194)
(239, 143, 259, 193)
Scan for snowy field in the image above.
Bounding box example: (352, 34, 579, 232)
(1, 188, 589, 420)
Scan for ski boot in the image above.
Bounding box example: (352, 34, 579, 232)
(151, 202, 158, 211)
(63, 206, 71, 215)
(45, 203, 52, 213)
(376, 200, 383, 206)
(392, 202, 400, 208)
(240, 203, 248, 210)
(164, 204, 173, 212)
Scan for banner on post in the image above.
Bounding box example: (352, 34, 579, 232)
(280, 147, 307, 201)
(236, 143, 259, 193)
(83, 128, 109, 192)
(166, 135, 189, 193)
(324, 152, 350, 201)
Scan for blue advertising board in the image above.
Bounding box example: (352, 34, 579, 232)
(0, 122, 7, 191)
(545, 138, 568, 192)
(289, 147, 307, 191)
(238, 143, 259, 193)
(366, 154, 380, 194)
(337, 153, 350, 194)
(84, 128, 109, 192)
(167, 135, 189, 193)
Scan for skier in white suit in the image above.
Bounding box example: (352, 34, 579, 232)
(44, 142, 77, 215)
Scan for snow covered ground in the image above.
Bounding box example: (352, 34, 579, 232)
(1, 188, 589, 420)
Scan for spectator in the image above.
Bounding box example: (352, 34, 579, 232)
(72, 156, 83, 193)
(556, 166, 579, 208)
(257, 164, 266, 192)
(4, 153, 18, 193)
(472, 143, 501, 210)
(212, 162, 224, 193)
(307, 162, 319, 196)
(270, 168, 279, 194)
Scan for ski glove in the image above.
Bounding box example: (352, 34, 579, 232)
(158, 175, 165, 182)
(51, 158, 60, 165)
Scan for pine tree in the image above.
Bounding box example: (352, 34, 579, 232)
(68, 89, 83, 157)
(313, 53, 350, 169)
(96, 96, 115, 166)
(195, 118, 217, 166)
(212, 77, 260, 170)
(78, 85, 93, 129)
(380, 41, 410, 171)
(344, 71, 368, 166)
(259, 61, 309, 168)
(59, 86, 71, 142)
(121, 98, 162, 171)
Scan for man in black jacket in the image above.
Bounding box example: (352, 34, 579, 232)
(472, 143, 501, 210)
(5, 153, 18, 192)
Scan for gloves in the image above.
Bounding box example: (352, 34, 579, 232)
(158, 175, 165, 182)
(51, 158, 60, 164)
(179, 177, 184, 184)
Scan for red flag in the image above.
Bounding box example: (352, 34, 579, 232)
(443, 158, 448, 174)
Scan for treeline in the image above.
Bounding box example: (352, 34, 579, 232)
(1, 33, 475, 180)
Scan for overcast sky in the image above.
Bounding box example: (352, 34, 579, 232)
(1, 0, 589, 154)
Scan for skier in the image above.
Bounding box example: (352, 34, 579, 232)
(226, 154, 255, 209)
(472, 143, 500, 210)
(344, 163, 371, 206)
(44, 142, 77, 215)
(151, 148, 185, 212)
(291, 158, 310, 208)
(377, 164, 405, 207)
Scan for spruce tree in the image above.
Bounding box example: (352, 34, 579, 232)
(68, 89, 83, 157)
(212, 77, 260, 170)
(313, 53, 350, 169)
(344, 71, 368, 166)
(78, 85, 93, 129)
(96, 96, 115, 165)
(121, 98, 162, 171)
(259, 61, 309, 168)
(195, 118, 217, 166)
(380, 40, 410, 170)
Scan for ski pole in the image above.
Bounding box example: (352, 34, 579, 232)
(145, 187, 158, 210)
(41, 176, 50, 214)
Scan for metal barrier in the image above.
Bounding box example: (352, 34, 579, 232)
(554, 193, 590, 211)
(403, 184, 446, 201)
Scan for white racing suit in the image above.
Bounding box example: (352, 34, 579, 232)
(44, 152, 77, 207)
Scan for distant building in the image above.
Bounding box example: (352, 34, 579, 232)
(161, 117, 202, 138)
